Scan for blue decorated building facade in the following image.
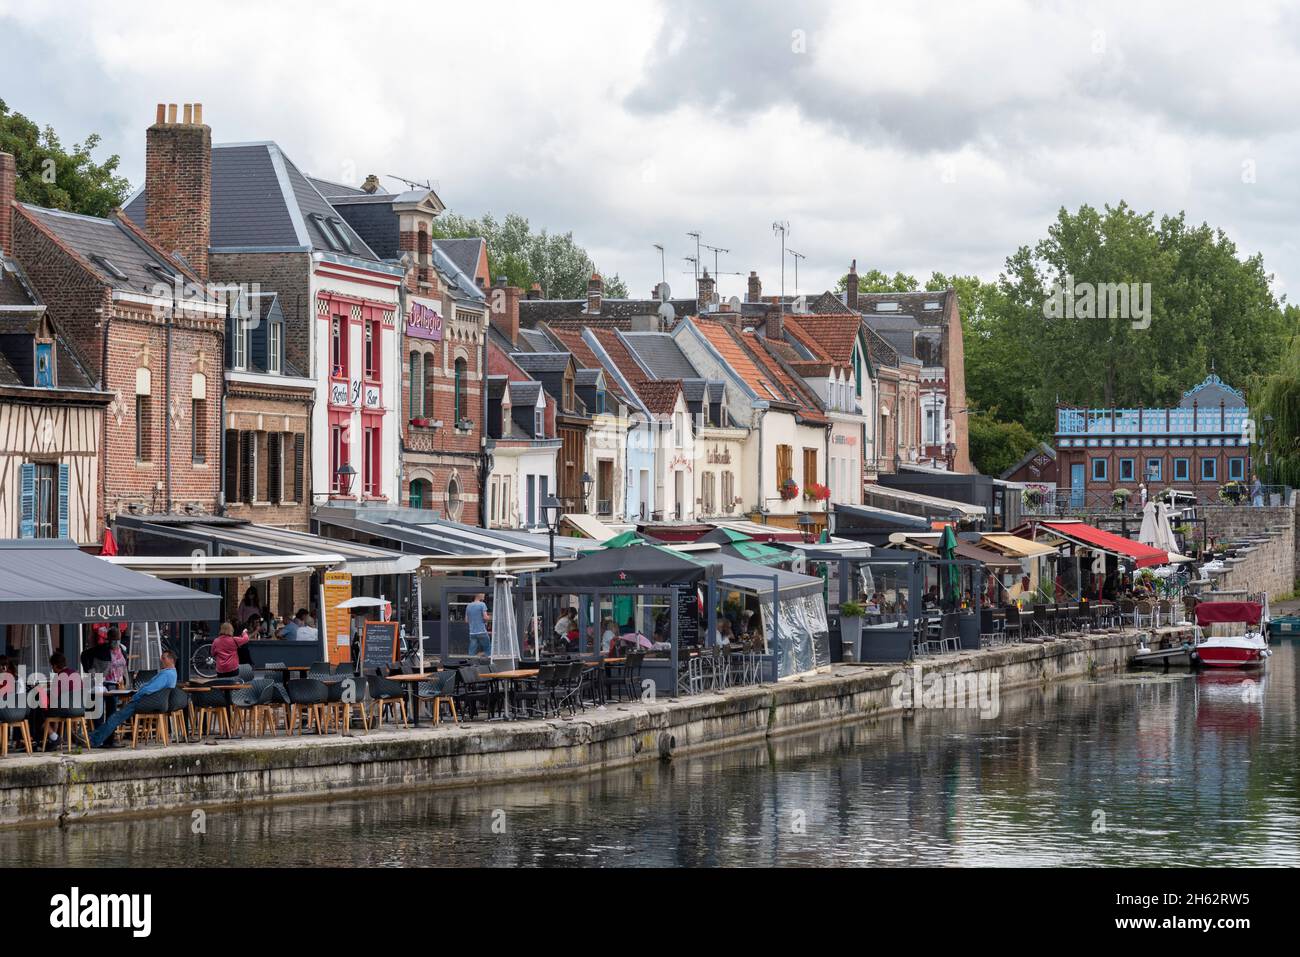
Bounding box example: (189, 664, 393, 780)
(1054, 374, 1252, 507)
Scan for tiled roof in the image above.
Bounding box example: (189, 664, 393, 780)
(0, 253, 40, 306)
(536, 325, 629, 404)
(511, 351, 571, 375)
(862, 324, 900, 368)
(740, 332, 828, 425)
(784, 313, 861, 367)
(692, 319, 786, 403)
(634, 378, 683, 415)
(516, 328, 553, 353)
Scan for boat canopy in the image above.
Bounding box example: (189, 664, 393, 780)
(1195, 601, 1263, 625)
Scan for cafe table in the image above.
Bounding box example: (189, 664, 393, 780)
(476, 669, 539, 720)
(181, 682, 251, 740)
(385, 672, 438, 728)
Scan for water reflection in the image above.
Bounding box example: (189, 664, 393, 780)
(4, 644, 1297, 866)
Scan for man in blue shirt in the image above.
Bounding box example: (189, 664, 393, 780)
(466, 593, 491, 657)
(90, 650, 178, 749)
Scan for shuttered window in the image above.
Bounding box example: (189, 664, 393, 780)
(803, 448, 818, 489)
(776, 444, 793, 489)
(224, 430, 240, 505)
(293, 433, 305, 502)
(240, 431, 254, 504)
(192, 398, 206, 464)
(135, 396, 152, 462)
(268, 432, 283, 505)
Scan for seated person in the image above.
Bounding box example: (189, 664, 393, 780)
(213, 622, 249, 679)
(90, 650, 178, 749)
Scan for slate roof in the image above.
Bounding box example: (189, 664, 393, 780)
(0, 305, 98, 391)
(855, 289, 952, 327)
(0, 253, 40, 306)
(862, 324, 900, 369)
(618, 331, 700, 379)
(434, 238, 485, 283)
(20, 206, 196, 296)
(519, 297, 696, 325)
(511, 351, 571, 376)
(124, 142, 378, 259)
(516, 328, 553, 353)
(535, 324, 629, 404)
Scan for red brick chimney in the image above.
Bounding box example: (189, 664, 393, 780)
(747, 270, 762, 303)
(846, 259, 859, 312)
(586, 272, 603, 315)
(697, 268, 715, 309)
(145, 102, 211, 280)
(765, 310, 784, 341)
(490, 276, 521, 344)
(526, 282, 543, 301)
(0, 151, 15, 258)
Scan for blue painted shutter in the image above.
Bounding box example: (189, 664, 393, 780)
(57, 463, 69, 538)
(19, 463, 35, 538)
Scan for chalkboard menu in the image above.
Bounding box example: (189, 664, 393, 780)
(677, 588, 700, 647)
(361, 621, 399, 673)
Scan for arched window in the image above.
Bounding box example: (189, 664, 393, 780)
(454, 357, 467, 423)
(410, 478, 432, 510)
(408, 352, 424, 419)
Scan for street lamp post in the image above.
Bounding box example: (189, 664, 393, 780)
(580, 471, 593, 514)
(335, 463, 357, 498)
(541, 493, 563, 565)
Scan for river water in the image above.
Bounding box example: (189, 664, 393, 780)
(5, 642, 1298, 867)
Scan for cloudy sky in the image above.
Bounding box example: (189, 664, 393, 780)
(2, 0, 1297, 302)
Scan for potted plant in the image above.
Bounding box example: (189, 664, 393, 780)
(1111, 487, 1131, 511)
(409, 416, 429, 428)
(803, 482, 831, 503)
(779, 479, 800, 501)
(839, 600, 865, 662)
(1021, 484, 1047, 509)
(1218, 481, 1244, 505)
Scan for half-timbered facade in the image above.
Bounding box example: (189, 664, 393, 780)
(0, 241, 111, 544)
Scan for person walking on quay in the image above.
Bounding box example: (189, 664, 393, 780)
(466, 593, 491, 657)
(1251, 473, 1264, 507)
(90, 650, 177, 749)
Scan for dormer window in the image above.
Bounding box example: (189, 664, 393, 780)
(268, 322, 283, 374)
(34, 341, 55, 388)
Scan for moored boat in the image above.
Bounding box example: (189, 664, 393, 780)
(1193, 599, 1270, 669)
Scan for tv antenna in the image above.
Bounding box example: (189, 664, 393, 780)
(772, 222, 790, 318)
(786, 248, 806, 295)
(386, 174, 436, 191)
(686, 231, 701, 282)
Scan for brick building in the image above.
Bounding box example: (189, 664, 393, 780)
(312, 177, 488, 522)
(1055, 373, 1252, 508)
(125, 115, 406, 511)
(10, 118, 226, 527)
(0, 209, 113, 545)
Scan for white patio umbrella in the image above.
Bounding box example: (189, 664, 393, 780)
(1138, 502, 1160, 548)
(489, 575, 520, 671)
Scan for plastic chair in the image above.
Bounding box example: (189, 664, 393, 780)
(130, 689, 174, 748)
(414, 670, 459, 726)
(0, 706, 33, 756)
(366, 674, 409, 729)
(285, 678, 329, 735)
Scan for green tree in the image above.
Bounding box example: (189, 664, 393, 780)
(967, 411, 1039, 477)
(430, 211, 627, 298)
(0, 98, 131, 218)
(1252, 321, 1300, 488)
(835, 268, 919, 294)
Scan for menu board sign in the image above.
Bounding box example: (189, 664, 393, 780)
(677, 588, 699, 647)
(361, 620, 400, 673)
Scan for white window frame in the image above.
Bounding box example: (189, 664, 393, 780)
(268, 322, 282, 374)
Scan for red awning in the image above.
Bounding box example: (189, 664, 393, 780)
(1195, 601, 1262, 625)
(1032, 521, 1168, 568)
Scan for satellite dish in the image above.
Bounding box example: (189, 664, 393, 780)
(655, 281, 672, 302)
(657, 302, 676, 325)
(727, 295, 741, 311)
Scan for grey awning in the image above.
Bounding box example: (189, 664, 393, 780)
(712, 553, 825, 598)
(0, 539, 221, 625)
(113, 515, 419, 578)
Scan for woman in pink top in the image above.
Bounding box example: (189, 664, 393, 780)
(212, 622, 249, 678)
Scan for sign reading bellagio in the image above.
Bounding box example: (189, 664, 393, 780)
(407, 298, 443, 341)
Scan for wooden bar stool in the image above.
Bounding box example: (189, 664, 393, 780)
(0, 709, 33, 756)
